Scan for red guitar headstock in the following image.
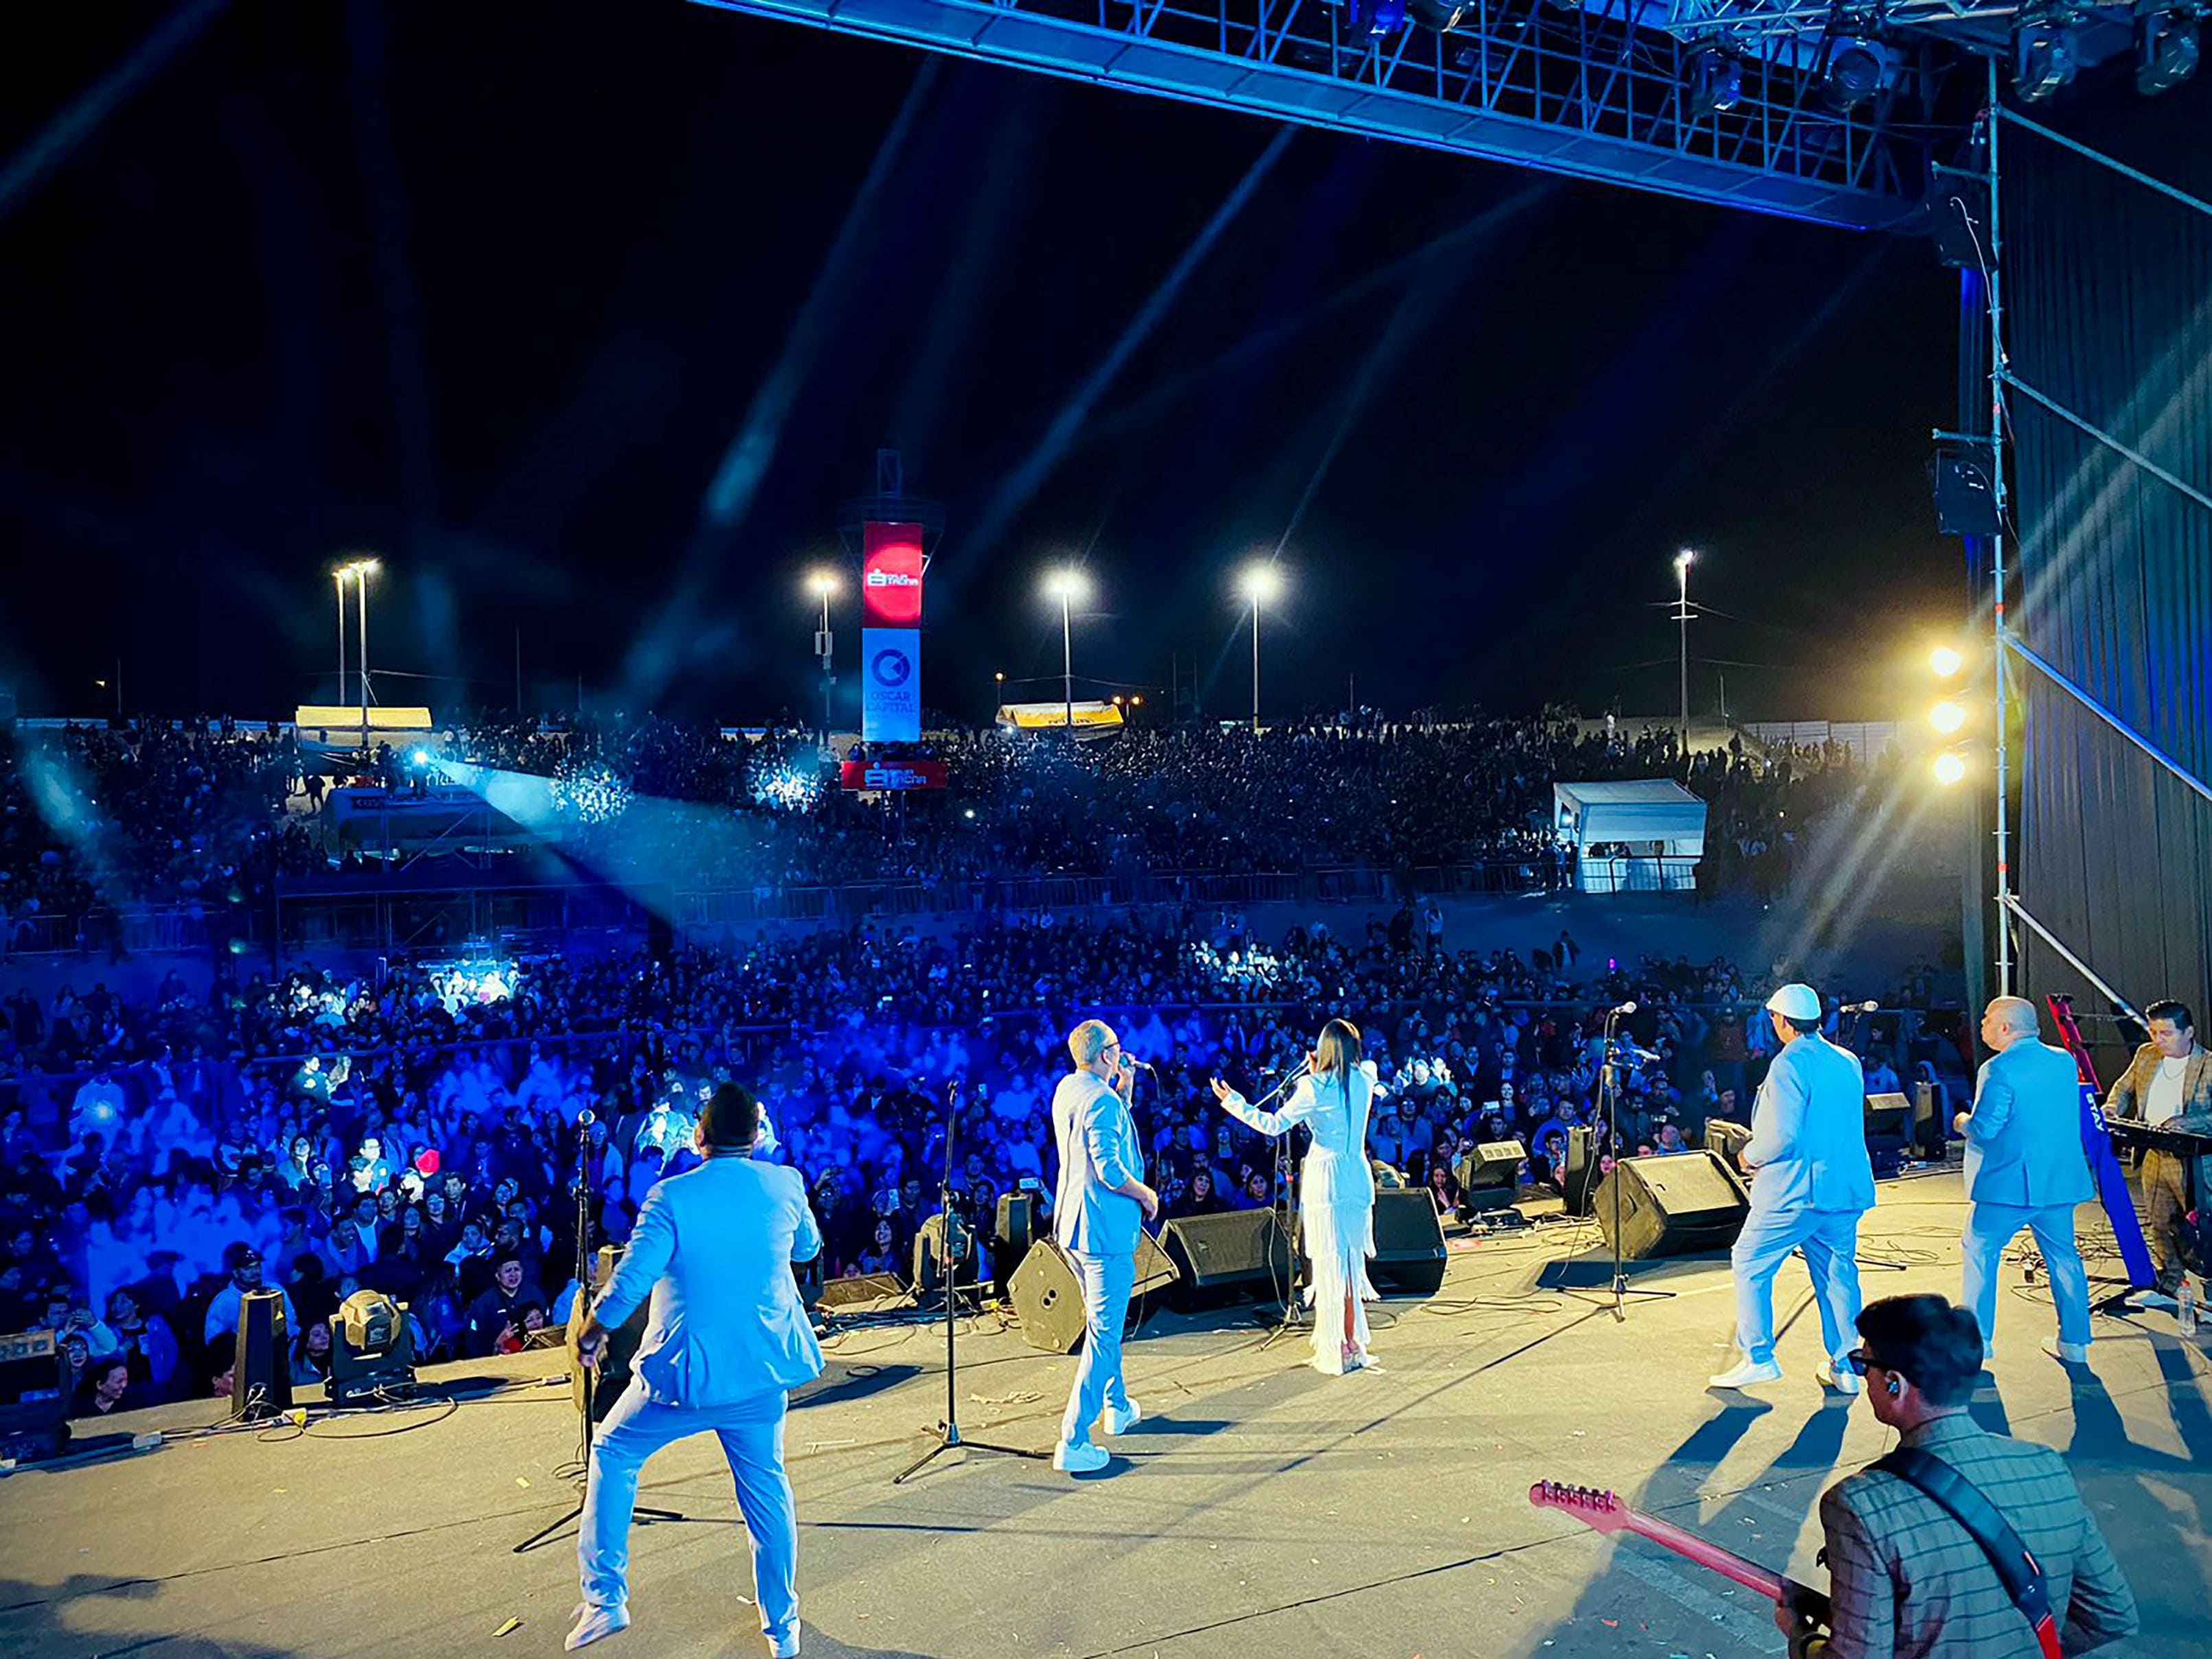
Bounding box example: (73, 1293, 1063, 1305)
(1529, 1480, 1630, 1531)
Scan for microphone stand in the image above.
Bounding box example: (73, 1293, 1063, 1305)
(1236, 1061, 1312, 1347)
(895, 1079, 1044, 1483)
(1567, 1012, 1674, 1323)
(514, 1108, 684, 1553)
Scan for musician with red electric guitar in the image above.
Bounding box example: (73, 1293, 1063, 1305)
(1537, 1296, 2138, 1659)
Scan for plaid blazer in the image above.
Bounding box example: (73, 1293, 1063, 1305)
(1818, 1414, 2137, 1658)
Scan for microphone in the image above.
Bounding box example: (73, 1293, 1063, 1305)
(1607, 1000, 1638, 1018)
(1843, 1000, 1880, 1014)
(577, 1109, 595, 1128)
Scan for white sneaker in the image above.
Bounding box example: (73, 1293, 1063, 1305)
(1103, 1399, 1142, 1436)
(2042, 1336, 2089, 1365)
(566, 1603, 630, 1651)
(765, 1630, 800, 1658)
(1708, 1356, 1785, 1390)
(1816, 1358, 1862, 1395)
(1052, 1441, 1109, 1474)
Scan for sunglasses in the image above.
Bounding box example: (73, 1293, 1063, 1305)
(1841, 1347, 1898, 1379)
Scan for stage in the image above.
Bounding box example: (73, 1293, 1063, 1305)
(3, 1172, 2206, 1659)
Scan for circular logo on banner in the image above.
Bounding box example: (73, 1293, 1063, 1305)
(872, 648, 912, 688)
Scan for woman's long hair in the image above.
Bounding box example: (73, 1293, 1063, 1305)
(1313, 1019, 1363, 1103)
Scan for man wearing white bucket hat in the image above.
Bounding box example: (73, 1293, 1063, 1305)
(1710, 982, 1877, 1391)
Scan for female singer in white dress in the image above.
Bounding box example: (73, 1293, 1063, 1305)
(1210, 1019, 1379, 1375)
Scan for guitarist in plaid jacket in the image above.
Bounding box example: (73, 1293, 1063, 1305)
(1780, 1295, 2137, 1659)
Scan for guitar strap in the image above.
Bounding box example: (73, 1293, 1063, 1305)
(1871, 1448, 2062, 1659)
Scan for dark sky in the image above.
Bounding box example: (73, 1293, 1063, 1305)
(1, 0, 1968, 727)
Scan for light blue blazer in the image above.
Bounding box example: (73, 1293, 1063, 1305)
(1742, 1032, 1877, 1214)
(1963, 1038, 2095, 1209)
(1051, 1069, 1144, 1257)
(594, 1155, 825, 1408)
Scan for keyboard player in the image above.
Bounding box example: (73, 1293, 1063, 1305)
(2103, 999, 2212, 1308)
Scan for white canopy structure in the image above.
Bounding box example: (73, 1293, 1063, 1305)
(1551, 780, 1707, 895)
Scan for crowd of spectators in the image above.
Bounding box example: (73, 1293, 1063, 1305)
(0, 905, 1955, 1419)
(4, 715, 1869, 945)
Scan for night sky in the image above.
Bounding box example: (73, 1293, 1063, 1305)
(2, 1, 1968, 728)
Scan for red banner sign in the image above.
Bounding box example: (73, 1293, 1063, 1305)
(862, 522, 925, 627)
(840, 758, 947, 792)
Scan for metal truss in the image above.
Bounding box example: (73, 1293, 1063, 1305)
(695, 0, 1965, 229)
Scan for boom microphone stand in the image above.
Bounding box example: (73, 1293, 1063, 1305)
(895, 1080, 1044, 1483)
(514, 1108, 684, 1552)
(1573, 1010, 1674, 1323)
(1243, 1060, 1313, 1348)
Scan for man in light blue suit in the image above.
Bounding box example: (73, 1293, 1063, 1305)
(570, 1084, 824, 1656)
(1051, 1018, 1160, 1474)
(1711, 983, 1878, 1392)
(1957, 995, 2097, 1363)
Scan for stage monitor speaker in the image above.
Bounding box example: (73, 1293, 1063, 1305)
(818, 1271, 904, 1311)
(232, 1288, 293, 1420)
(1454, 1139, 1526, 1215)
(1911, 1080, 1944, 1157)
(912, 1211, 980, 1297)
(1160, 1209, 1293, 1306)
(792, 1249, 824, 1313)
(1561, 1126, 1600, 1218)
(569, 1244, 652, 1424)
(1591, 1151, 1749, 1261)
(1703, 1118, 1752, 1176)
(1007, 1235, 1178, 1354)
(993, 1191, 1037, 1284)
(0, 1328, 71, 1464)
(1368, 1189, 1449, 1295)
(1864, 1091, 1914, 1178)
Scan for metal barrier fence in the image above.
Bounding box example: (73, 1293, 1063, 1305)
(3, 854, 1719, 961)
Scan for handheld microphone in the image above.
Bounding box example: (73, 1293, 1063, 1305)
(1843, 1000, 1880, 1014)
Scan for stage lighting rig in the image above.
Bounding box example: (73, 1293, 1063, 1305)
(328, 1290, 418, 1406)
(1685, 45, 1744, 117)
(2136, 3, 2202, 94)
(1823, 38, 1885, 111)
(2013, 7, 2082, 102)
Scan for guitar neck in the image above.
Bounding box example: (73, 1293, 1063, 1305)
(1618, 1506, 1786, 1601)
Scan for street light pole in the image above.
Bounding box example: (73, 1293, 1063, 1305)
(1061, 592, 1074, 732)
(358, 567, 371, 750)
(1235, 562, 1285, 736)
(1673, 550, 1695, 758)
(335, 570, 348, 708)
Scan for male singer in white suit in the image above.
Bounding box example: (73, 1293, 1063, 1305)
(1051, 1017, 1160, 1475)
(570, 1083, 824, 1656)
(1956, 995, 2097, 1363)
(1711, 983, 1877, 1393)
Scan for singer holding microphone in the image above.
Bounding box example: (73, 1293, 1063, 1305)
(1050, 1019, 1158, 1475)
(1210, 1019, 1380, 1376)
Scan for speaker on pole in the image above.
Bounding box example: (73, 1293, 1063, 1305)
(1591, 1152, 1749, 1261)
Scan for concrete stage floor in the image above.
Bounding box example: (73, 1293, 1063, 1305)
(3, 1171, 2206, 1659)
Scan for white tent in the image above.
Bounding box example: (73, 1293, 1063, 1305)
(1551, 779, 1707, 894)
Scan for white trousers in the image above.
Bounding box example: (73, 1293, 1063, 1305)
(578, 1378, 799, 1645)
(1060, 1249, 1135, 1449)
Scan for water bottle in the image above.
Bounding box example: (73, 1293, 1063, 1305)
(2181, 1275, 2200, 1338)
